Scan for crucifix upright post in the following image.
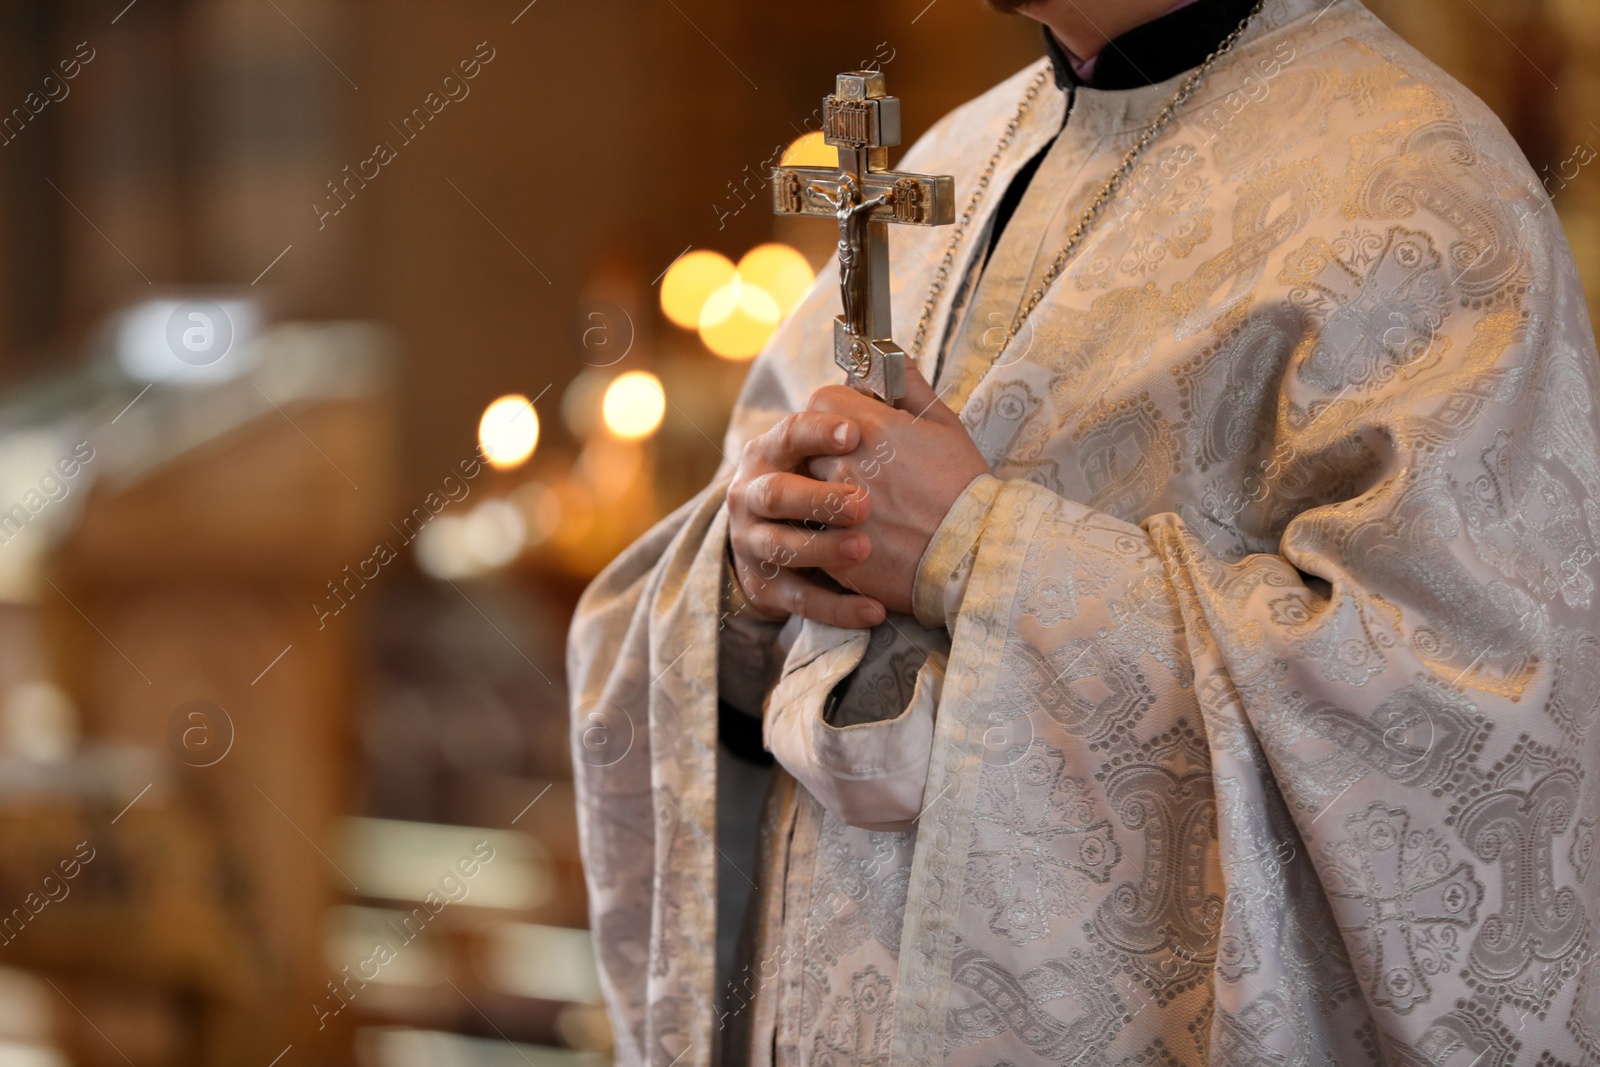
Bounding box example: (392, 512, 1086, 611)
(773, 71, 954, 405)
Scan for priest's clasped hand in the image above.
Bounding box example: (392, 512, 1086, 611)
(726, 363, 990, 627)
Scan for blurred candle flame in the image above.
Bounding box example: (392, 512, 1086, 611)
(660, 250, 735, 330)
(658, 243, 815, 361)
(600, 371, 666, 440)
(478, 394, 540, 470)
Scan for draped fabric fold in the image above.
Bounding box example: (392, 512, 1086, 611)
(569, 485, 728, 1065)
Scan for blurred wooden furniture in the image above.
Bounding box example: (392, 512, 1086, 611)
(31, 333, 396, 1066)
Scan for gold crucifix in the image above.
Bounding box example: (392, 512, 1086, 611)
(773, 71, 954, 404)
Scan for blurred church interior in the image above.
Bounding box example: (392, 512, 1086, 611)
(0, 0, 1589, 1064)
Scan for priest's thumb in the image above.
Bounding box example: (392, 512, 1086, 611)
(899, 360, 960, 427)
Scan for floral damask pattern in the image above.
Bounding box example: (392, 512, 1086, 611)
(1449, 741, 1587, 1019)
(812, 967, 894, 1067)
(1322, 801, 1484, 1014)
(966, 742, 1120, 945)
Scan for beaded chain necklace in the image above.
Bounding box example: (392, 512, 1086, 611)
(908, 0, 1268, 360)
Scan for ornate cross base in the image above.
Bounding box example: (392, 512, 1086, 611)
(834, 317, 906, 402)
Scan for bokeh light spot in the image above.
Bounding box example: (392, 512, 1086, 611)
(511, 481, 562, 548)
(465, 499, 527, 568)
(781, 131, 838, 168)
(660, 250, 735, 330)
(560, 369, 609, 439)
(414, 515, 475, 580)
(699, 276, 781, 360)
(478, 394, 540, 470)
(578, 437, 645, 503)
(737, 243, 815, 319)
(601, 371, 666, 441)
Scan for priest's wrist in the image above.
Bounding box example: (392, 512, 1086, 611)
(912, 473, 1003, 629)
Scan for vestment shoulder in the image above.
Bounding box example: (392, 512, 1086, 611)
(896, 57, 1053, 173)
(1310, 5, 1545, 203)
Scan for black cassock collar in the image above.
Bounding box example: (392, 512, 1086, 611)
(967, 0, 1266, 340)
(1043, 0, 1263, 92)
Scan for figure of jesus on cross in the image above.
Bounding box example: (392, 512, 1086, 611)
(811, 173, 892, 380)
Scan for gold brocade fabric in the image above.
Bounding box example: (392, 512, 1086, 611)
(567, 0, 1600, 1063)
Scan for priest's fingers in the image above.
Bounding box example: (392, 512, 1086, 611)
(810, 368, 962, 429)
(747, 411, 860, 472)
(806, 384, 879, 421)
(738, 567, 885, 630)
(735, 518, 871, 574)
(742, 472, 869, 526)
(807, 455, 848, 484)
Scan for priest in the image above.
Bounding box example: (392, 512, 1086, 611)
(570, 0, 1600, 1063)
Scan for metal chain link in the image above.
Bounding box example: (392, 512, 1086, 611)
(910, 0, 1267, 360)
(909, 68, 1051, 359)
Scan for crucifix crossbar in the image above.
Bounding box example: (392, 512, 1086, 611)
(772, 71, 954, 404)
